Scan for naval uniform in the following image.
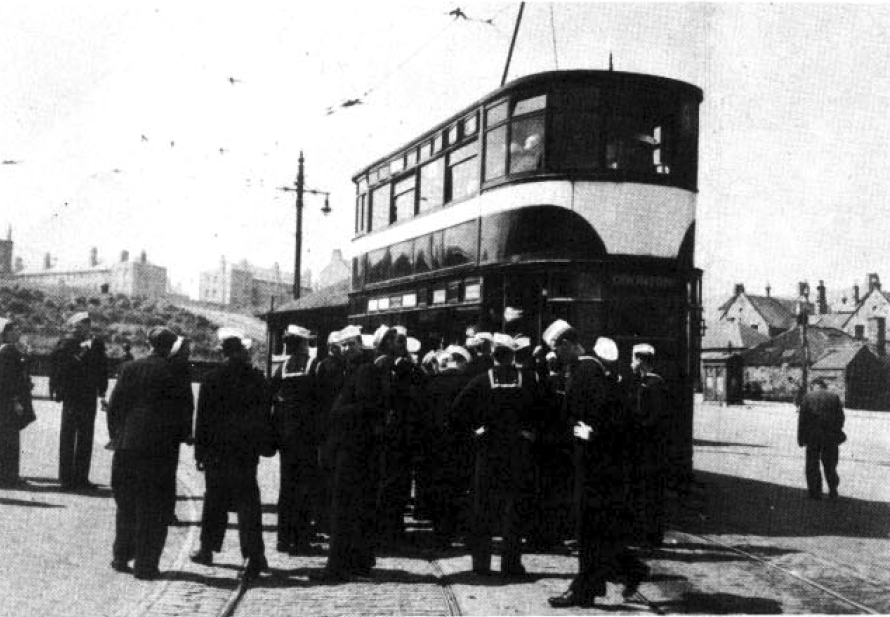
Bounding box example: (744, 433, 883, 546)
(452, 364, 536, 574)
(270, 353, 319, 552)
(0, 343, 35, 484)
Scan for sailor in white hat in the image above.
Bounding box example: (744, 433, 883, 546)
(546, 319, 647, 608)
(450, 327, 535, 576)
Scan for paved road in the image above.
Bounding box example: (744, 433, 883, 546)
(3, 396, 890, 616)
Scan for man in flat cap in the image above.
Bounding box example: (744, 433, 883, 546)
(270, 324, 319, 554)
(545, 321, 645, 608)
(106, 326, 190, 579)
(452, 333, 537, 576)
(627, 343, 668, 547)
(50, 311, 108, 490)
(192, 329, 273, 581)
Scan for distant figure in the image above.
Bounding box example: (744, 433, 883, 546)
(50, 312, 108, 491)
(0, 317, 36, 486)
(797, 379, 845, 500)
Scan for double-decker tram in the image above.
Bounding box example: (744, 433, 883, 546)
(348, 70, 703, 482)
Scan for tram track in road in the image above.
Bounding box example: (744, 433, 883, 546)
(673, 529, 890, 614)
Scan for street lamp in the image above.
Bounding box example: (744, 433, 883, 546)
(279, 151, 332, 300)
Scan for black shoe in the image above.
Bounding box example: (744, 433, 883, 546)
(133, 568, 160, 580)
(309, 568, 350, 583)
(548, 590, 597, 609)
(808, 493, 822, 500)
(110, 560, 131, 573)
(79, 481, 100, 492)
(348, 568, 374, 582)
(622, 565, 650, 600)
(501, 564, 527, 577)
(829, 490, 839, 500)
(241, 557, 267, 582)
(190, 549, 213, 566)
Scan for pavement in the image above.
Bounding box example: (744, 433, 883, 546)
(2, 396, 889, 616)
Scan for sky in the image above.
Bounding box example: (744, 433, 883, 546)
(1, 2, 888, 307)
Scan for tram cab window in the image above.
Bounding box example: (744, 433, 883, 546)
(414, 234, 434, 274)
(391, 240, 414, 278)
(509, 118, 544, 174)
(366, 247, 392, 283)
(484, 100, 509, 181)
(419, 159, 445, 212)
(442, 220, 478, 268)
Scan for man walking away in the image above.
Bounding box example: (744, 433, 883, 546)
(191, 329, 274, 581)
(798, 378, 845, 500)
(107, 327, 187, 579)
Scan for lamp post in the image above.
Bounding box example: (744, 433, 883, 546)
(279, 151, 332, 300)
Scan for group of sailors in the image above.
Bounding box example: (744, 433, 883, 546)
(1, 309, 671, 607)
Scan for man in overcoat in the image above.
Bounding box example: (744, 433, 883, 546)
(798, 378, 845, 499)
(106, 326, 188, 579)
(51, 311, 108, 490)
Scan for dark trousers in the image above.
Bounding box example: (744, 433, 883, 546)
(327, 445, 378, 574)
(200, 460, 264, 560)
(805, 442, 839, 497)
(376, 436, 411, 545)
(571, 500, 643, 598)
(59, 401, 96, 486)
(163, 445, 181, 523)
(0, 414, 21, 483)
(277, 446, 319, 549)
(468, 492, 523, 573)
(111, 450, 174, 573)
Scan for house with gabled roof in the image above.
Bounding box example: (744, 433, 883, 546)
(841, 273, 890, 343)
(717, 283, 802, 337)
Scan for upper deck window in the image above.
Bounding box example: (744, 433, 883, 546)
(419, 158, 444, 212)
(463, 113, 478, 137)
(447, 142, 479, 203)
(392, 176, 416, 223)
(390, 158, 405, 175)
(370, 183, 392, 231)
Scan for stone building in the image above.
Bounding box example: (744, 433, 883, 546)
(198, 256, 311, 309)
(316, 249, 350, 290)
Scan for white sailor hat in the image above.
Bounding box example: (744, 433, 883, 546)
(445, 344, 472, 364)
(492, 333, 516, 351)
(0, 317, 10, 333)
(285, 324, 311, 339)
(545, 351, 557, 362)
(504, 306, 524, 323)
(406, 337, 421, 354)
(542, 319, 573, 349)
(435, 350, 453, 367)
(338, 325, 362, 342)
(360, 334, 376, 350)
(170, 336, 186, 356)
(393, 325, 408, 337)
(421, 350, 439, 365)
(327, 330, 342, 345)
(373, 324, 393, 348)
(217, 327, 253, 351)
(66, 311, 91, 327)
(514, 336, 531, 351)
(594, 337, 619, 363)
(632, 343, 656, 357)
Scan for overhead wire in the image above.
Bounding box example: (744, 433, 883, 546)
(549, 3, 559, 70)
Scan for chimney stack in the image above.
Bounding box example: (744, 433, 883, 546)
(817, 280, 828, 315)
(89, 247, 98, 267)
(765, 283, 771, 297)
(120, 250, 129, 263)
(854, 284, 861, 304)
(734, 283, 745, 296)
(43, 252, 52, 270)
(868, 273, 881, 293)
(140, 250, 147, 264)
(798, 281, 810, 299)
(14, 257, 23, 272)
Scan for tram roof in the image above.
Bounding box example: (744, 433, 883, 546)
(352, 69, 704, 182)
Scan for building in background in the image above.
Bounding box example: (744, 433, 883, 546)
(0, 232, 167, 298)
(316, 248, 350, 290)
(198, 256, 311, 309)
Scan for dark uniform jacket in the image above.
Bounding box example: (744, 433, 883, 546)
(270, 354, 318, 450)
(327, 353, 386, 455)
(195, 361, 274, 465)
(50, 336, 108, 405)
(107, 354, 189, 454)
(0, 344, 35, 429)
(798, 389, 845, 447)
(314, 354, 346, 444)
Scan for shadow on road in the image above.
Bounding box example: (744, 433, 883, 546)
(15, 476, 113, 498)
(653, 591, 783, 614)
(693, 439, 769, 449)
(677, 470, 890, 539)
(0, 496, 65, 508)
(161, 570, 240, 590)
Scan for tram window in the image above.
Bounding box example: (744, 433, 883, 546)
(352, 257, 365, 289)
(370, 183, 392, 230)
(390, 158, 405, 175)
(391, 240, 414, 278)
(484, 124, 508, 181)
(442, 220, 478, 268)
(512, 94, 546, 117)
(463, 113, 478, 137)
(551, 109, 601, 171)
(486, 101, 508, 127)
(447, 142, 479, 203)
(405, 149, 417, 169)
(414, 234, 433, 274)
(433, 133, 444, 154)
(509, 115, 545, 174)
(393, 176, 416, 223)
(366, 247, 391, 283)
(419, 159, 444, 212)
(431, 230, 444, 270)
(447, 124, 459, 146)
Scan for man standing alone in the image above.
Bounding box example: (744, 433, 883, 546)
(51, 312, 108, 490)
(798, 378, 845, 500)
